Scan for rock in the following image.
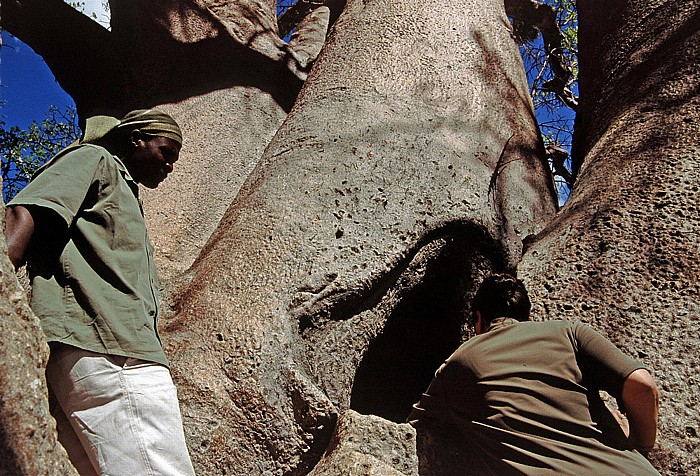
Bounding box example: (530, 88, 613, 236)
(0, 198, 77, 475)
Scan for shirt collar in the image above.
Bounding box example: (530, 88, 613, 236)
(486, 317, 522, 332)
(112, 154, 135, 183)
(111, 154, 140, 197)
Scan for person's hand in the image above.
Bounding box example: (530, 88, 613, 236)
(610, 407, 630, 437)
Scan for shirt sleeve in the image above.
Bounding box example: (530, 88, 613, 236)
(8, 145, 104, 226)
(408, 362, 451, 426)
(573, 321, 645, 399)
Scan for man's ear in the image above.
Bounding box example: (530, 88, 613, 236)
(130, 129, 142, 146)
(475, 311, 485, 335)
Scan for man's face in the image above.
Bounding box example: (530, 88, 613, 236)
(124, 133, 181, 189)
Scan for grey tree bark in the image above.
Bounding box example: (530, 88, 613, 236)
(0, 196, 78, 476)
(158, 0, 555, 472)
(519, 0, 699, 471)
(1, 0, 696, 474)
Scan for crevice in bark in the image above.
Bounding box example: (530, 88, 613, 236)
(297, 221, 507, 440)
(293, 222, 506, 474)
(349, 234, 494, 423)
(283, 368, 338, 476)
(294, 221, 504, 333)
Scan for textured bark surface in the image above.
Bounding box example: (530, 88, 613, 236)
(0, 200, 78, 476)
(159, 0, 556, 473)
(5, 0, 696, 474)
(308, 410, 417, 475)
(1, 0, 307, 117)
(519, 0, 700, 472)
(141, 89, 287, 290)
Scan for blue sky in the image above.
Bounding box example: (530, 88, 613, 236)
(0, 32, 76, 129)
(0, 1, 107, 129)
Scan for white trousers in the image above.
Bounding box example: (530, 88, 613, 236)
(46, 346, 196, 476)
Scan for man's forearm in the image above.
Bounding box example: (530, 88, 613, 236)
(5, 205, 35, 269)
(621, 368, 659, 453)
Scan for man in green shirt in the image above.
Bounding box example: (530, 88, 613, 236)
(409, 274, 660, 475)
(5, 109, 195, 475)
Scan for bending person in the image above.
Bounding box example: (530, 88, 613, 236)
(409, 273, 659, 474)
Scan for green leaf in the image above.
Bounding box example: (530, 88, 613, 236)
(1, 105, 81, 201)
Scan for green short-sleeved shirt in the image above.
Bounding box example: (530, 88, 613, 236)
(409, 318, 659, 475)
(9, 144, 168, 366)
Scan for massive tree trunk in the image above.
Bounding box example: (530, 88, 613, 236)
(0, 0, 322, 291)
(1, 0, 696, 474)
(160, 0, 555, 472)
(519, 0, 699, 471)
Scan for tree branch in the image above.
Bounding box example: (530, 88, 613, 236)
(1, 0, 123, 114)
(278, 0, 325, 39)
(504, 0, 578, 111)
(545, 143, 572, 188)
(278, 0, 346, 39)
(2, 0, 304, 116)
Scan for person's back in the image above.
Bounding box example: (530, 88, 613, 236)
(437, 318, 659, 474)
(409, 274, 660, 475)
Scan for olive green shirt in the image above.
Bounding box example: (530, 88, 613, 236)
(9, 144, 168, 366)
(409, 318, 659, 475)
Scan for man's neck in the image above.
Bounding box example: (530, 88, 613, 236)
(486, 317, 522, 333)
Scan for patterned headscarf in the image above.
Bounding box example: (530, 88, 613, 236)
(81, 109, 183, 146)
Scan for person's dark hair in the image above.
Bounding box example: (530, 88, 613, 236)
(472, 273, 531, 324)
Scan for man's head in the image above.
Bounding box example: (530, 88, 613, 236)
(121, 130, 181, 189)
(88, 109, 183, 189)
(471, 274, 531, 333)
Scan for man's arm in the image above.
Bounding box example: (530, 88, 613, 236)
(5, 205, 35, 269)
(573, 322, 659, 454)
(621, 368, 659, 454)
(407, 363, 451, 427)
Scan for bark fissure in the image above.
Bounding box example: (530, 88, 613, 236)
(349, 235, 495, 423)
(293, 220, 505, 334)
(294, 224, 502, 473)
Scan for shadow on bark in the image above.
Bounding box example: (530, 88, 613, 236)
(293, 221, 509, 473)
(350, 232, 495, 423)
(415, 424, 479, 476)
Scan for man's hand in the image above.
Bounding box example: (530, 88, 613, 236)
(621, 368, 659, 455)
(608, 406, 630, 437)
(5, 205, 35, 269)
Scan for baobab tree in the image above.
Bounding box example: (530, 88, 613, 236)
(0, 0, 697, 474)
